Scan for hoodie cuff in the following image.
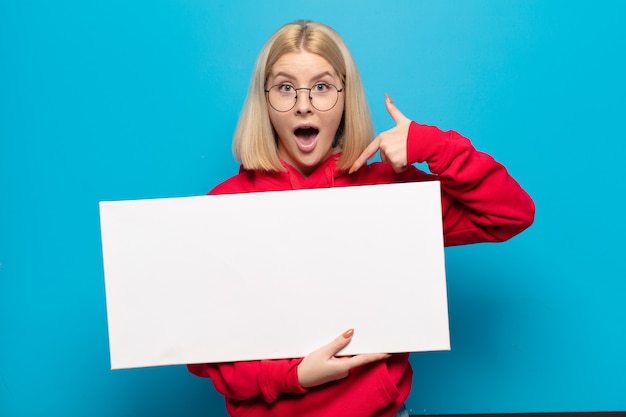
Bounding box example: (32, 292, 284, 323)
(259, 358, 308, 403)
(406, 121, 449, 167)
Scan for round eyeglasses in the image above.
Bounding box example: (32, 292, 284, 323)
(264, 83, 343, 112)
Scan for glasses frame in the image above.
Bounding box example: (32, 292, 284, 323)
(264, 83, 344, 112)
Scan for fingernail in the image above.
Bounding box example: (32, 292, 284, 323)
(343, 329, 354, 338)
(385, 93, 392, 103)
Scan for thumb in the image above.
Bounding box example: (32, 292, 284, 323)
(384, 93, 408, 125)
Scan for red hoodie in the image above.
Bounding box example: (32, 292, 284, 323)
(188, 122, 535, 417)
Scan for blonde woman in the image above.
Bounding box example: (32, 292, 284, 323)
(188, 20, 534, 417)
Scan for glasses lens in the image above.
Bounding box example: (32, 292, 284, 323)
(267, 85, 297, 112)
(267, 84, 339, 112)
(310, 84, 339, 111)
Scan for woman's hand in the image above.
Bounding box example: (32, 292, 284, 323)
(349, 94, 412, 174)
(297, 329, 391, 388)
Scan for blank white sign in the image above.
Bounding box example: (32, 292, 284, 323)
(99, 181, 449, 370)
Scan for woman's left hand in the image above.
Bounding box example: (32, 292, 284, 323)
(349, 94, 412, 174)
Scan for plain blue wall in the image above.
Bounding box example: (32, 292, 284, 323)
(1, 1, 625, 416)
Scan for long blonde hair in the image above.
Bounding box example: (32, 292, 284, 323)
(232, 20, 374, 172)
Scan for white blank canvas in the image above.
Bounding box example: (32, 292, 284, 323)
(99, 181, 449, 370)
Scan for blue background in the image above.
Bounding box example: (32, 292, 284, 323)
(1, 1, 625, 415)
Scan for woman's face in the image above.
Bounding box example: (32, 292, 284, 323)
(266, 51, 344, 177)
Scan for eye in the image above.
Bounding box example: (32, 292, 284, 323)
(278, 84, 294, 93)
(313, 83, 330, 93)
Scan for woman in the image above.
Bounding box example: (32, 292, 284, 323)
(188, 20, 535, 417)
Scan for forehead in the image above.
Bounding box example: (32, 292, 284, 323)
(268, 51, 338, 81)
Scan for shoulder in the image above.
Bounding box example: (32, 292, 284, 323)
(209, 170, 258, 195)
(208, 166, 292, 195)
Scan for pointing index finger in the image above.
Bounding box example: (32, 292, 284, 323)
(385, 93, 408, 125)
(349, 138, 380, 174)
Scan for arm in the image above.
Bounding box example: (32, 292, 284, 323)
(188, 329, 388, 402)
(187, 358, 306, 403)
(350, 94, 535, 246)
(407, 121, 535, 245)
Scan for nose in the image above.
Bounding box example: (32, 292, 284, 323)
(294, 88, 313, 113)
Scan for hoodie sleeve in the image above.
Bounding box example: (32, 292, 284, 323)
(406, 121, 535, 246)
(187, 359, 307, 403)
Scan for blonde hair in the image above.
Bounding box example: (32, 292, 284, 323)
(232, 20, 374, 172)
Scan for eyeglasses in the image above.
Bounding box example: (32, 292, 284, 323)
(264, 83, 343, 112)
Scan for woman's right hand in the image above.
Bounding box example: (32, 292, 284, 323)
(297, 329, 391, 388)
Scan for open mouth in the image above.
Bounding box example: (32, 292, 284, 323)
(294, 127, 319, 139)
(294, 127, 320, 151)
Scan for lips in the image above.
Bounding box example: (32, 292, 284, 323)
(293, 126, 320, 152)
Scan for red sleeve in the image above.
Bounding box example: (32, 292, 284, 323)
(406, 121, 535, 246)
(187, 359, 307, 403)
